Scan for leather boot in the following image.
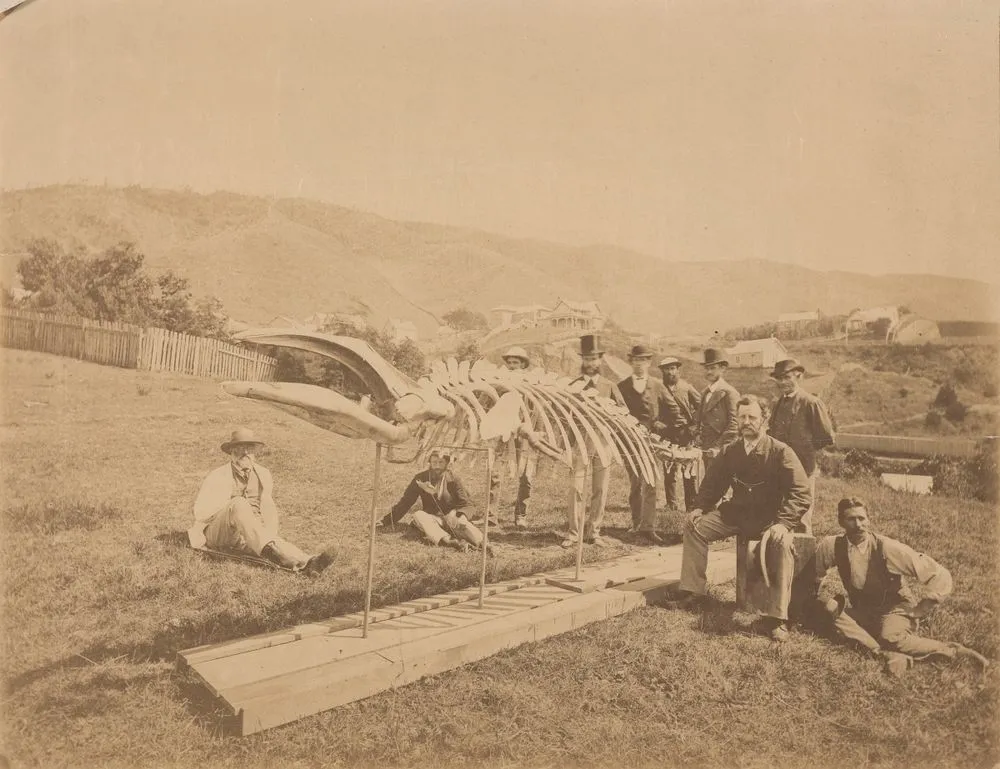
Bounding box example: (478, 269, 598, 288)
(261, 541, 304, 570)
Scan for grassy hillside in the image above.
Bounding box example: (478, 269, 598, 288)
(1, 348, 996, 769)
(2, 185, 996, 337)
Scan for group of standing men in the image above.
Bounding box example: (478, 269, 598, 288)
(557, 334, 835, 550)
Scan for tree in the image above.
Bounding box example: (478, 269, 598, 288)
(442, 307, 488, 332)
(455, 339, 481, 363)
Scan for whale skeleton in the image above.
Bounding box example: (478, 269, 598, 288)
(221, 328, 702, 482)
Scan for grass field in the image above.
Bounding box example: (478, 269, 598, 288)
(1, 348, 997, 769)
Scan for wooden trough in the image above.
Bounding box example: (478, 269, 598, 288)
(178, 545, 737, 735)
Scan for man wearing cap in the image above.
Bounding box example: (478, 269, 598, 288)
(563, 334, 622, 548)
(658, 356, 703, 512)
(809, 497, 988, 675)
(489, 347, 537, 529)
(767, 358, 835, 534)
(675, 395, 811, 641)
(380, 450, 489, 553)
(190, 428, 335, 574)
(696, 348, 740, 475)
(617, 344, 679, 545)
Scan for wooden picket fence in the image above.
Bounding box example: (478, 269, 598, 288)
(0, 308, 276, 381)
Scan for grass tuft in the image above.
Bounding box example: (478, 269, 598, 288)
(2, 498, 123, 536)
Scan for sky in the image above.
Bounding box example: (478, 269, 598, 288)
(0, 0, 997, 282)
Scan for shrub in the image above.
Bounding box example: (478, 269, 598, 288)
(933, 383, 959, 410)
(912, 447, 998, 502)
(898, 387, 910, 398)
(924, 410, 943, 429)
(984, 382, 998, 399)
(944, 401, 968, 423)
(840, 449, 880, 479)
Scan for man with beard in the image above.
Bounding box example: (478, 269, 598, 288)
(380, 450, 490, 553)
(673, 395, 811, 642)
(190, 428, 335, 574)
(562, 334, 622, 548)
(809, 498, 989, 675)
(696, 348, 740, 475)
(767, 358, 835, 534)
(658, 356, 702, 512)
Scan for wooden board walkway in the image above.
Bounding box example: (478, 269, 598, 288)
(178, 544, 736, 735)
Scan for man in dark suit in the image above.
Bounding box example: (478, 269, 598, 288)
(379, 450, 487, 552)
(767, 358, 835, 534)
(658, 356, 702, 512)
(675, 395, 812, 642)
(696, 348, 740, 475)
(563, 334, 622, 548)
(617, 344, 679, 545)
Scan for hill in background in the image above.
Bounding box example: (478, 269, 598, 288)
(1, 185, 995, 337)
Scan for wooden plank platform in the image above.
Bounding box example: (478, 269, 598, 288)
(178, 544, 736, 735)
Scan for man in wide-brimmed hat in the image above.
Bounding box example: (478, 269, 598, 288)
(190, 428, 335, 574)
(696, 348, 740, 475)
(767, 358, 835, 534)
(658, 356, 703, 512)
(562, 334, 622, 548)
(490, 347, 536, 529)
(380, 449, 490, 554)
(615, 344, 679, 545)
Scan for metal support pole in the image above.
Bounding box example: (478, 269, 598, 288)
(362, 442, 383, 638)
(479, 446, 495, 608)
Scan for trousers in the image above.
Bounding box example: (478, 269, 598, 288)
(831, 604, 960, 660)
(680, 509, 795, 620)
(567, 453, 611, 539)
(490, 446, 536, 519)
(203, 498, 309, 564)
(411, 509, 484, 547)
(663, 460, 700, 512)
(626, 465, 658, 532)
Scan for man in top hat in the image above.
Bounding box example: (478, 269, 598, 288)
(563, 334, 622, 548)
(696, 348, 740, 475)
(487, 346, 537, 530)
(658, 356, 703, 512)
(767, 358, 835, 534)
(809, 497, 988, 675)
(616, 344, 680, 545)
(380, 449, 490, 553)
(190, 428, 335, 574)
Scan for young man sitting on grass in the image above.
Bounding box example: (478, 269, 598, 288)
(189, 428, 335, 574)
(809, 497, 989, 676)
(379, 449, 492, 555)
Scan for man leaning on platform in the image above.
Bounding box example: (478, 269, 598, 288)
(671, 395, 812, 642)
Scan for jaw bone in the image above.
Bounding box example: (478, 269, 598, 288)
(223, 328, 667, 484)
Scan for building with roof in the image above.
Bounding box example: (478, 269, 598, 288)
(543, 299, 605, 330)
(776, 310, 820, 336)
(489, 304, 551, 329)
(725, 337, 789, 369)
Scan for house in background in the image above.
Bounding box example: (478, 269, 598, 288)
(846, 306, 900, 336)
(892, 317, 940, 345)
(726, 337, 789, 369)
(544, 299, 605, 331)
(489, 304, 551, 329)
(776, 310, 819, 335)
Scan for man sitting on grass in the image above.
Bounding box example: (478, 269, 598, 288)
(379, 449, 492, 554)
(189, 428, 335, 574)
(809, 497, 989, 676)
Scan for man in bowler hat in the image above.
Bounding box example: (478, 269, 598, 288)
(696, 348, 740, 475)
(563, 334, 622, 548)
(767, 358, 835, 534)
(616, 344, 679, 545)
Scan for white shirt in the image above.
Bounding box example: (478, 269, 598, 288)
(847, 535, 874, 589)
(742, 436, 762, 455)
(706, 378, 721, 393)
(631, 375, 647, 394)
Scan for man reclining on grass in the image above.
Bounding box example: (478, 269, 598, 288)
(188, 427, 335, 575)
(809, 497, 989, 676)
(378, 450, 492, 555)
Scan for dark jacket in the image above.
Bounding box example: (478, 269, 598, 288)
(693, 434, 811, 536)
(698, 378, 740, 450)
(569, 373, 622, 402)
(388, 469, 473, 523)
(617, 376, 680, 437)
(662, 378, 702, 445)
(768, 388, 835, 476)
